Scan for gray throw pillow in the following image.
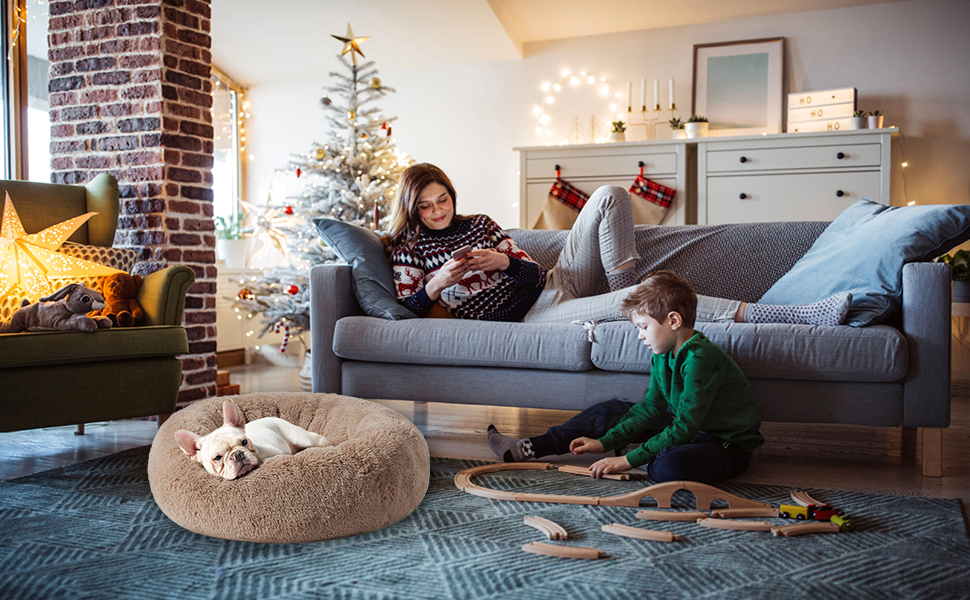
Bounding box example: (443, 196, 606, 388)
(759, 199, 970, 326)
(312, 218, 417, 321)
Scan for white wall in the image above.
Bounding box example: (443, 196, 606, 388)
(246, 0, 970, 231)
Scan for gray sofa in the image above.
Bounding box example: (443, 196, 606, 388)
(310, 221, 951, 476)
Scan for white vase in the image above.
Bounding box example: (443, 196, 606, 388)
(867, 115, 884, 129)
(685, 122, 708, 139)
(849, 117, 867, 130)
(216, 238, 252, 269)
(610, 131, 626, 142)
(299, 350, 313, 392)
(673, 129, 687, 140)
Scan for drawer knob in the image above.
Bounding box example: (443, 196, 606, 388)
(836, 152, 845, 160)
(739, 193, 748, 200)
(836, 190, 845, 197)
(739, 156, 748, 163)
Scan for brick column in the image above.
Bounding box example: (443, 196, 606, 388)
(48, 0, 216, 405)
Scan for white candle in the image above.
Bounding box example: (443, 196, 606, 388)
(653, 79, 659, 109)
(627, 81, 632, 109)
(640, 79, 646, 109)
(669, 79, 674, 109)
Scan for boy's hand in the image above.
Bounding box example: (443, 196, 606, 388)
(569, 437, 604, 455)
(589, 456, 632, 478)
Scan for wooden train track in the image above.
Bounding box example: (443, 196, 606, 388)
(521, 541, 605, 559)
(636, 509, 709, 522)
(601, 523, 680, 542)
(789, 490, 825, 507)
(523, 516, 568, 540)
(558, 465, 631, 481)
(697, 518, 775, 532)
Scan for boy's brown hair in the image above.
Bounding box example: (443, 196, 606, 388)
(620, 270, 697, 327)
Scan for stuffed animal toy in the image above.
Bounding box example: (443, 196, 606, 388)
(0, 284, 113, 333)
(91, 272, 145, 328)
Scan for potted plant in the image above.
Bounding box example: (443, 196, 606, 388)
(669, 117, 686, 140)
(850, 110, 867, 130)
(685, 115, 709, 139)
(610, 120, 626, 142)
(937, 250, 970, 302)
(215, 212, 252, 269)
(867, 109, 884, 129)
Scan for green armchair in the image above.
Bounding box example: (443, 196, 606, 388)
(0, 174, 195, 432)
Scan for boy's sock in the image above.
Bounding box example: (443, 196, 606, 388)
(487, 425, 535, 463)
(607, 268, 638, 292)
(744, 292, 852, 327)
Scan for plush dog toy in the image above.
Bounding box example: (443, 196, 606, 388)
(0, 284, 113, 333)
(91, 272, 144, 328)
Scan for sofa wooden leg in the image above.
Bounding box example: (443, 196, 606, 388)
(157, 413, 172, 428)
(921, 427, 943, 477)
(75, 424, 85, 435)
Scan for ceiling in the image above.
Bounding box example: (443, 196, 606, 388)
(211, 0, 908, 85)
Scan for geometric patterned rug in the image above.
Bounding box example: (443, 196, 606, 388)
(1, 446, 968, 600)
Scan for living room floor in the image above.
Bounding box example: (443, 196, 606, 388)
(3, 361, 968, 534)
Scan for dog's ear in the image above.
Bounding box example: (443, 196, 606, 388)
(222, 399, 246, 429)
(175, 430, 202, 458)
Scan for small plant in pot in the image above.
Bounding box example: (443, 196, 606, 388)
(610, 120, 626, 142)
(215, 212, 252, 269)
(850, 110, 867, 130)
(669, 117, 686, 139)
(685, 115, 708, 139)
(867, 109, 884, 129)
(937, 249, 970, 302)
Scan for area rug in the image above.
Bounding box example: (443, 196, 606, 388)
(1, 447, 968, 600)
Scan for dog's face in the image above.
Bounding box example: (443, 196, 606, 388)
(176, 399, 260, 480)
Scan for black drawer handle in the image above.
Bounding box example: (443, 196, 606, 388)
(836, 190, 845, 197)
(739, 193, 748, 200)
(739, 156, 748, 163)
(837, 152, 845, 160)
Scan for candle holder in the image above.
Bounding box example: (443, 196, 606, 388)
(626, 104, 666, 140)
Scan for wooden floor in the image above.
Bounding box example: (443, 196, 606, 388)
(2, 362, 968, 534)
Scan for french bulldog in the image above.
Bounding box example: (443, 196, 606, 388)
(175, 399, 333, 480)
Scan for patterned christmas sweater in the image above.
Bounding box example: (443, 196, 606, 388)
(392, 215, 546, 321)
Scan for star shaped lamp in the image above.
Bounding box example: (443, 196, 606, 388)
(0, 192, 124, 302)
(331, 23, 369, 66)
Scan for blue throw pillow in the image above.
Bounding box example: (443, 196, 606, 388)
(312, 218, 417, 321)
(759, 199, 970, 327)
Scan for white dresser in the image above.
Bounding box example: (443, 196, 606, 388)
(697, 128, 897, 225)
(514, 140, 696, 228)
(216, 267, 284, 351)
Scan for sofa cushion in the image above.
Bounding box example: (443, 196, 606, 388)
(0, 326, 189, 368)
(333, 316, 593, 371)
(588, 322, 907, 383)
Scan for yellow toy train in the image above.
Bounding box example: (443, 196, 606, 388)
(779, 503, 853, 531)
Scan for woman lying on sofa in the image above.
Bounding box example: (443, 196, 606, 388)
(386, 163, 850, 326)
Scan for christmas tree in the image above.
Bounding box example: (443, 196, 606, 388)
(234, 24, 412, 351)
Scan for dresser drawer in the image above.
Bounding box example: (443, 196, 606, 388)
(705, 171, 881, 224)
(706, 143, 881, 173)
(526, 152, 678, 180)
(526, 176, 682, 228)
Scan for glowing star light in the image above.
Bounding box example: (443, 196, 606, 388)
(331, 23, 369, 66)
(0, 193, 123, 301)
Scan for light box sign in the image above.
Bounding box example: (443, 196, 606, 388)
(786, 87, 857, 133)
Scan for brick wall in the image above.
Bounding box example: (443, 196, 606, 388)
(48, 0, 217, 406)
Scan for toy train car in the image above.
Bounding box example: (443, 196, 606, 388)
(779, 503, 844, 521)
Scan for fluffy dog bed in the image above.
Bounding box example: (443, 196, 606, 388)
(148, 392, 430, 543)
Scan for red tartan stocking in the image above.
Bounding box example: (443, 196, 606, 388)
(549, 178, 589, 212)
(629, 174, 676, 208)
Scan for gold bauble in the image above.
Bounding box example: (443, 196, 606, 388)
(349, 110, 356, 120)
(369, 77, 382, 89)
(315, 148, 327, 161)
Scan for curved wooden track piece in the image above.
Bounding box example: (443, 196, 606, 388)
(522, 541, 604, 560)
(790, 490, 824, 507)
(709, 507, 780, 519)
(558, 465, 631, 481)
(454, 465, 769, 509)
(524, 516, 568, 540)
(636, 510, 708, 522)
(772, 522, 841, 537)
(602, 523, 680, 542)
(697, 518, 774, 532)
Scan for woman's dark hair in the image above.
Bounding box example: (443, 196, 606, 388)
(385, 163, 467, 253)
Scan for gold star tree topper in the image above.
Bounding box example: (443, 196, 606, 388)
(0, 193, 123, 302)
(331, 23, 369, 66)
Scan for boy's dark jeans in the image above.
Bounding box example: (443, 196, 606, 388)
(529, 399, 752, 484)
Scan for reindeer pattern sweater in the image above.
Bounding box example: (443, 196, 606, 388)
(392, 215, 546, 321)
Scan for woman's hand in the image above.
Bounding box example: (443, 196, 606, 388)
(589, 456, 632, 478)
(425, 257, 470, 301)
(569, 437, 604, 455)
(464, 249, 510, 272)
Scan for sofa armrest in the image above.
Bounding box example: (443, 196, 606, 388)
(138, 265, 196, 326)
(902, 261, 951, 428)
(310, 264, 363, 393)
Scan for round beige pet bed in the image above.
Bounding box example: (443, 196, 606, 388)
(148, 392, 429, 543)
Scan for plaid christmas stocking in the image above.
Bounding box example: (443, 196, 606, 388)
(532, 178, 590, 229)
(628, 174, 676, 225)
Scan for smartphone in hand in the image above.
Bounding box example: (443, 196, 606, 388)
(452, 245, 472, 260)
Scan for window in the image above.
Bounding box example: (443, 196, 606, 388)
(3, 0, 47, 181)
(24, 0, 48, 183)
(211, 66, 246, 233)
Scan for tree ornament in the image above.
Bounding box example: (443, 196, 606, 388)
(237, 288, 253, 300)
(319, 96, 331, 107)
(369, 77, 382, 89)
(331, 23, 370, 67)
(296, 168, 302, 178)
(349, 110, 356, 120)
(287, 285, 299, 295)
(315, 148, 327, 161)
(284, 206, 293, 215)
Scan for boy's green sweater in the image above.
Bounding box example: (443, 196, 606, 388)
(597, 331, 764, 468)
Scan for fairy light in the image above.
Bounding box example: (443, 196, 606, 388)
(532, 69, 622, 146)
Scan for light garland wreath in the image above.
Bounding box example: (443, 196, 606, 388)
(532, 70, 624, 146)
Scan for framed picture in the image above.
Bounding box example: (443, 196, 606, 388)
(692, 37, 785, 137)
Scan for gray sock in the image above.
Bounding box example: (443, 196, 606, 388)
(744, 292, 852, 326)
(487, 425, 535, 463)
(607, 268, 638, 292)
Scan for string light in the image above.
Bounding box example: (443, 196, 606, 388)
(533, 69, 621, 146)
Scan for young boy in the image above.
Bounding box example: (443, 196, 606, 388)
(487, 270, 764, 483)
